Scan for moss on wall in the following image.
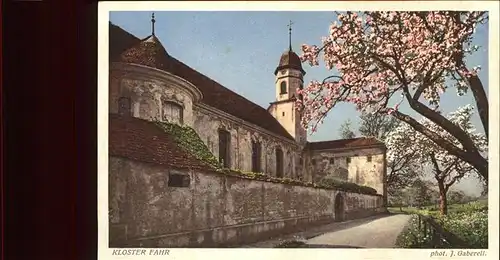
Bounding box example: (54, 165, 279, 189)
(156, 121, 223, 169)
(155, 121, 379, 196)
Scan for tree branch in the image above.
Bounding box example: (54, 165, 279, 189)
(400, 83, 481, 155)
(390, 109, 488, 180)
(456, 63, 489, 138)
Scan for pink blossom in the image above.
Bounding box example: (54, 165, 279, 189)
(297, 11, 487, 131)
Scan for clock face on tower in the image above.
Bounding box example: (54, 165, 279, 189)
(280, 70, 285, 75)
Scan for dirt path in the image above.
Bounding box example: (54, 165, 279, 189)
(243, 214, 411, 248)
(306, 214, 411, 248)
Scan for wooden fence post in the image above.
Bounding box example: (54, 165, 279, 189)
(418, 215, 422, 231)
(423, 221, 427, 239)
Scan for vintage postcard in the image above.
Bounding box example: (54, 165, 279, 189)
(97, 1, 499, 259)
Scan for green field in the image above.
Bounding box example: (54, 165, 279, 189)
(388, 199, 487, 216)
(393, 200, 488, 248)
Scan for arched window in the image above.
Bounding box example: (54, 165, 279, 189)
(162, 100, 184, 125)
(218, 129, 231, 168)
(280, 81, 287, 94)
(118, 97, 131, 116)
(251, 140, 262, 172)
(275, 147, 284, 178)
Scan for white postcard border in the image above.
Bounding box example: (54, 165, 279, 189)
(97, 2, 500, 259)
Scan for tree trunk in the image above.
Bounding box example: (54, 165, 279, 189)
(437, 181, 448, 216)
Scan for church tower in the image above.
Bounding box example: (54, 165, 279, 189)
(268, 21, 307, 145)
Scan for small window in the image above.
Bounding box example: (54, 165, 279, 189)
(276, 147, 284, 178)
(346, 157, 351, 164)
(218, 129, 231, 168)
(367, 156, 372, 162)
(329, 158, 335, 164)
(282, 112, 285, 116)
(168, 173, 190, 187)
(162, 100, 184, 125)
(280, 81, 287, 94)
(118, 97, 131, 116)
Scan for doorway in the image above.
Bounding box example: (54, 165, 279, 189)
(334, 193, 345, 222)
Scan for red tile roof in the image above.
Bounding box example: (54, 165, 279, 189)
(109, 114, 216, 171)
(109, 23, 294, 141)
(306, 137, 385, 151)
(119, 35, 173, 72)
(109, 23, 140, 61)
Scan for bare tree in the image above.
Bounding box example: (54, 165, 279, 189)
(338, 119, 356, 139)
(358, 112, 399, 141)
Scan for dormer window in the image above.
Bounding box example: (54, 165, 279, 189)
(280, 81, 287, 94)
(162, 100, 183, 125)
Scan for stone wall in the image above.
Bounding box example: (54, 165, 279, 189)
(109, 156, 386, 248)
(307, 147, 386, 198)
(193, 106, 299, 179)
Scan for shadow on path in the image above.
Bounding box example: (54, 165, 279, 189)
(242, 213, 394, 248)
(306, 214, 412, 248)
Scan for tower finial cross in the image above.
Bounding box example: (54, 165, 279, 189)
(151, 12, 156, 35)
(287, 20, 294, 51)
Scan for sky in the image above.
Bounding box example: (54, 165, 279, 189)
(109, 11, 489, 196)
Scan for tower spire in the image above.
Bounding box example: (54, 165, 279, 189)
(151, 12, 156, 36)
(287, 20, 293, 51)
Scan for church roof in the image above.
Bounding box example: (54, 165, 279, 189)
(109, 23, 141, 61)
(306, 137, 386, 151)
(274, 50, 306, 75)
(109, 114, 217, 171)
(110, 23, 294, 141)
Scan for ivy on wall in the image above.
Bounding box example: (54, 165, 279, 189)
(156, 121, 223, 169)
(155, 121, 379, 196)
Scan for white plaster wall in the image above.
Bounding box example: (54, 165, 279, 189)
(308, 147, 386, 196)
(275, 69, 303, 101)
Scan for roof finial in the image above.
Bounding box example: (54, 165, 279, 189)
(151, 12, 156, 36)
(287, 20, 293, 51)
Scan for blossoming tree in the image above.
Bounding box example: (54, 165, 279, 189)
(386, 105, 487, 215)
(296, 11, 489, 182)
